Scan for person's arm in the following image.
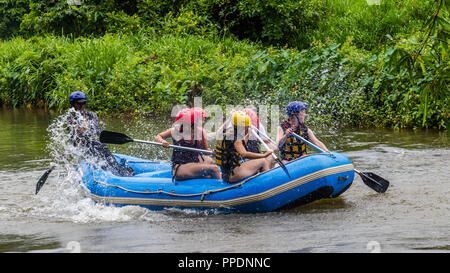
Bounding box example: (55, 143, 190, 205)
(243, 129, 250, 143)
(66, 111, 91, 145)
(234, 140, 272, 159)
(276, 125, 295, 147)
(155, 128, 173, 148)
(264, 139, 277, 151)
(67, 111, 87, 135)
(307, 128, 329, 152)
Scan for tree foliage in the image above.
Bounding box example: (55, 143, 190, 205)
(0, 0, 448, 130)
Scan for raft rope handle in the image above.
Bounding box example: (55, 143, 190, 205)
(91, 169, 258, 200)
(91, 155, 273, 200)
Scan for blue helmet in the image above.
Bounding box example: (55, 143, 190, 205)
(286, 101, 308, 117)
(69, 91, 87, 103)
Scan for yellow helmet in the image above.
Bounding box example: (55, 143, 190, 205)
(231, 111, 251, 127)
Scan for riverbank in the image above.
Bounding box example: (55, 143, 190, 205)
(0, 1, 448, 130)
(1, 32, 448, 130)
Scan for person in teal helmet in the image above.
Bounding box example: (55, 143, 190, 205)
(276, 101, 328, 163)
(67, 91, 134, 176)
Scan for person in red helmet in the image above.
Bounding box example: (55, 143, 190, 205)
(242, 108, 277, 154)
(155, 108, 221, 181)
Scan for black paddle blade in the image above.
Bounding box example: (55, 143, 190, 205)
(100, 130, 134, 144)
(276, 159, 291, 178)
(35, 167, 54, 195)
(358, 171, 390, 193)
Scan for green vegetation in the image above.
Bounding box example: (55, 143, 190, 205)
(0, 0, 448, 130)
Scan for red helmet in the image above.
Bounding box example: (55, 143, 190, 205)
(191, 107, 207, 122)
(175, 108, 191, 123)
(243, 108, 260, 127)
(175, 108, 207, 124)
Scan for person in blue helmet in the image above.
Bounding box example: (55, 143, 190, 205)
(67, 91, 134, 176)
(276, 101, 328, 163)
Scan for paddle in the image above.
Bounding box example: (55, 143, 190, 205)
(291, 131, 334, 156)
(290, 132, 390, 193)
(354, 169, 390, 193)
(100, 130, 214, 155)
(250, 127, 291, 178)
(250, 125, 277, 146)
(35, 166, 55, 195)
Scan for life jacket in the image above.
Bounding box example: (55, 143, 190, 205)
(279, 120, 309, 161)
(171, 138, 203, 166)
(245, 127, 261, 154)
(215, 132, 246, 182)
(246, 139, 260, 154)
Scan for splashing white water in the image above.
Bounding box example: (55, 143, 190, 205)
(39, 109, 154, 223)
(33, 109, 213, 224)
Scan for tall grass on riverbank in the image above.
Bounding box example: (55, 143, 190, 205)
(0, 0, 447, 130)
(0, 32, 260, 113)
(0, 28, 448, 130)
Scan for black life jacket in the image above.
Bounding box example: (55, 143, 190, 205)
(244, 126, 262, 153)
(245, 139, 260, 154)
(279, 120, 309, 161)
(171, 138, 203, 166)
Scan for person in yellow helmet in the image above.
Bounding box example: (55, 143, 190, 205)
(215, 111, 273, 183)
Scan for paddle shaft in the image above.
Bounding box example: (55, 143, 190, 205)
(291, 133, 377, 179)
(292, 132, 362, 175)
(255, 126, 389, 193)
(292, 131, 389, 192)
(133, 139, 214, 155)
(252, 125, 330, 156)
(250, 125, 277, 146)
(291, 132, 333, 156)
(250, 129, 277, 161)
(251, 126, 291, 178)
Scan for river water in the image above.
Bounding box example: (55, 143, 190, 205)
(0, 108, 448, 253)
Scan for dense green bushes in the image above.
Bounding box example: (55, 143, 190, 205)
(313, 0, 434, 50)
(0, 0, 448, 130)
(0, 32, 258, 113)
(1, 29, 447, 129)
(0, 0, 29, 39)
(14, 0, 435, 49)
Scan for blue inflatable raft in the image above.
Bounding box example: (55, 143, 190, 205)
(78, 152, 355, 213)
